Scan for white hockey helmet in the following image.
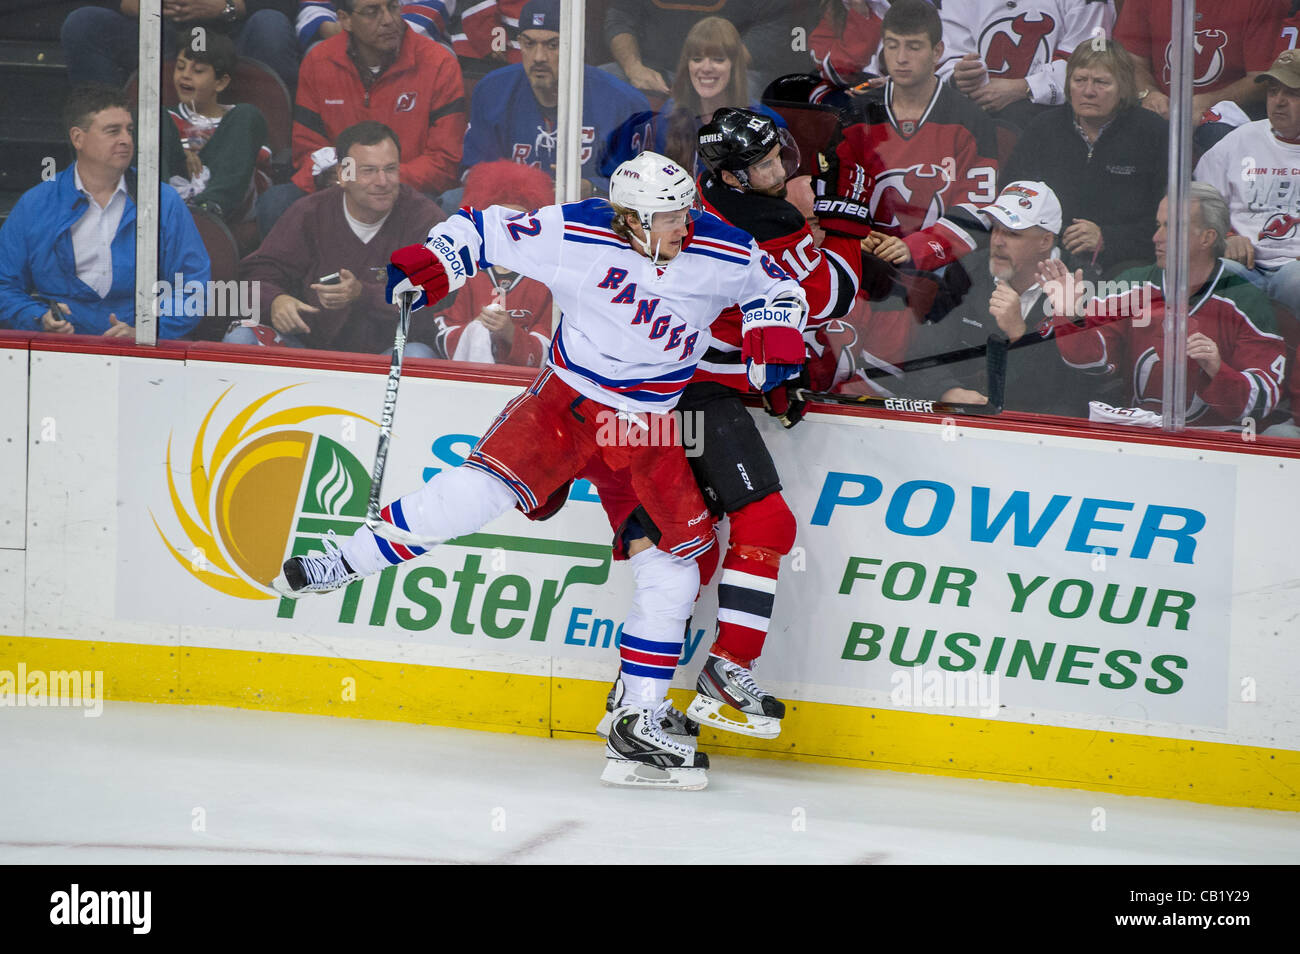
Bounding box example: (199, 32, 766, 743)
(609, 151, 697, 234)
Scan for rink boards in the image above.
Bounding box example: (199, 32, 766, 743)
(1, 337, 1298, 811)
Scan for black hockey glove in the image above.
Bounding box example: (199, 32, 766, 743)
(761, 369, 810, 428)
(812, 135, 874, 239)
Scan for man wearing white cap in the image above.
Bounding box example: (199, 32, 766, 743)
(901, 180, 1099, 415)
(1195, 49, 1300, 317)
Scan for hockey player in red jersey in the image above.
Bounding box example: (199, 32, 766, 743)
(588, 108, 867, 741)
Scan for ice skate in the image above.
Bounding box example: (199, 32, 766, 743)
(687, 652, 786, 739)
(600, 701, 709, 790)
(271, 531, 360, 597)
(595, 676, 699, 740)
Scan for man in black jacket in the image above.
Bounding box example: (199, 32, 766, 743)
(902, 180, 1106, 416)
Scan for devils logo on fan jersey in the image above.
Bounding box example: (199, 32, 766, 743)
(870, 163, 951, 233)
(1259, 212, 1300, 242)
(980, 13, 1056, 78)
(1163, 30, 1229, 88)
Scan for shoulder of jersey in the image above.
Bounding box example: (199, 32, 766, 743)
(474, 64, 527, 97)
(702, 179, 805, 243)
(685, 210, 758, 264)
(935, 81, 993, 128)
(558, 198, 626, 249)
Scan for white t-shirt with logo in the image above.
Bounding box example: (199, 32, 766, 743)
(1196, 119, 1300, 269)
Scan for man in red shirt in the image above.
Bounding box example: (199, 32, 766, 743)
(258, 0, 466, 234)
(1117, 0, 1285, 120)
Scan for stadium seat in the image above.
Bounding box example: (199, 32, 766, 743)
(187, 206, 240, 342)
(126, 56, 293, 175)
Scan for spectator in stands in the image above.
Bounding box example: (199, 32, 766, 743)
(603, 0, 788, 101)
(228, 121, 443, 353)
(296, 0, 454, 54)
(1195, 50, 1300, 316)
(833, 1, 999, 262)
(416, 161, 554, 365)
(1118, 0, 1282, 123)
(257, 0, 466, 236)
(0, 85, 210, 338)
(1044, 183, 1287, 429)
(161, 31, 271, 224)
(939, 0, 1114, 130)
(1003, 40, 1169, 278)
(810, 0, 887, 88)
(452, 0, 527, 70)
(653, 17, 786, 177)
(902, 181, 1098, 415)
(61, 0, 298, 92)
(462, 0, 650, 198)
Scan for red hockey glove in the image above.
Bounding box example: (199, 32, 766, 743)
(388, 244, 449, 308)
(741, 295, 807, 392)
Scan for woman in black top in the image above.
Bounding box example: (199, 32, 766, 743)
(1003, 41, 1169, 278)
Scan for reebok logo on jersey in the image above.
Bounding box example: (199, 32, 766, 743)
(325, 99, 344, 105)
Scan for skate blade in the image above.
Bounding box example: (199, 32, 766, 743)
(600, 759, 708, 791)
(270, 574, 301, 599)
(687, 696, 782, 739)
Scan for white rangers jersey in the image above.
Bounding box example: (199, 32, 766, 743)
(1195, 119, 1300, 270)
(936, 0, 1114, 106)
(427, 198, 804, 413)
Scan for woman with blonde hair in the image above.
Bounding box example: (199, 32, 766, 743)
(1003, 39, 1168, 276)
(653, 17, 785, 176)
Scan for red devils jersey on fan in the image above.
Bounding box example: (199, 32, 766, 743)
(694, 173, 863, 391)
(1272, 1, 1300, 56)
(833, 79, 999, 243)
(937, 0, 1111, 104)
(1117, 0, 1283, 96)
(421, 267, 554, 367)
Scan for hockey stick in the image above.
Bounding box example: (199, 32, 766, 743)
(363, 291, 445, 549)
(794, 334, 1010, 417)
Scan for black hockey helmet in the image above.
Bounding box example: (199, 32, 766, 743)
(697, 107, 800, 188)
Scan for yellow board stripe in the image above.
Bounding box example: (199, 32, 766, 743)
(4, 635, 1296, 811)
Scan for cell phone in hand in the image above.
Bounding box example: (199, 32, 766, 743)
(318, 272, 342, 285)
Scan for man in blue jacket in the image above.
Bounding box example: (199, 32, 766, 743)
(461, 0, 651, 197)
(0, 85, 210, 339)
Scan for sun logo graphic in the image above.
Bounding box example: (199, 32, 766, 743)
(151, 385, 376, 600)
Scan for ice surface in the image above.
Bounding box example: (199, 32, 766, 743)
(2, 703, 1296, 864)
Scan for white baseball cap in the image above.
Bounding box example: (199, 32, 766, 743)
(981, 180, 1063, 235)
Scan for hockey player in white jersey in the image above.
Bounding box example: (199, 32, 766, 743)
(273, 152, 807, 790)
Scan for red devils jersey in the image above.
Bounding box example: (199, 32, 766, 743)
(421, 267, 554, 367)
(453, 0, 527, 62)
(833, 79, 999, 243)
(1116, 0, 1283, 96)
(937, 0, 1111, 104)
(1272, 1, 1300, 56)
(1053, 263, 1286, 426)
(694, 173, 863, 390)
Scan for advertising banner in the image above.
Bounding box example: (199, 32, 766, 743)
(119, 360, 1235, 728)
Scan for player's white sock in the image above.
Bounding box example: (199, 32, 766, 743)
(618, 547, 698, 708)
(341, 465, 517, 575)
